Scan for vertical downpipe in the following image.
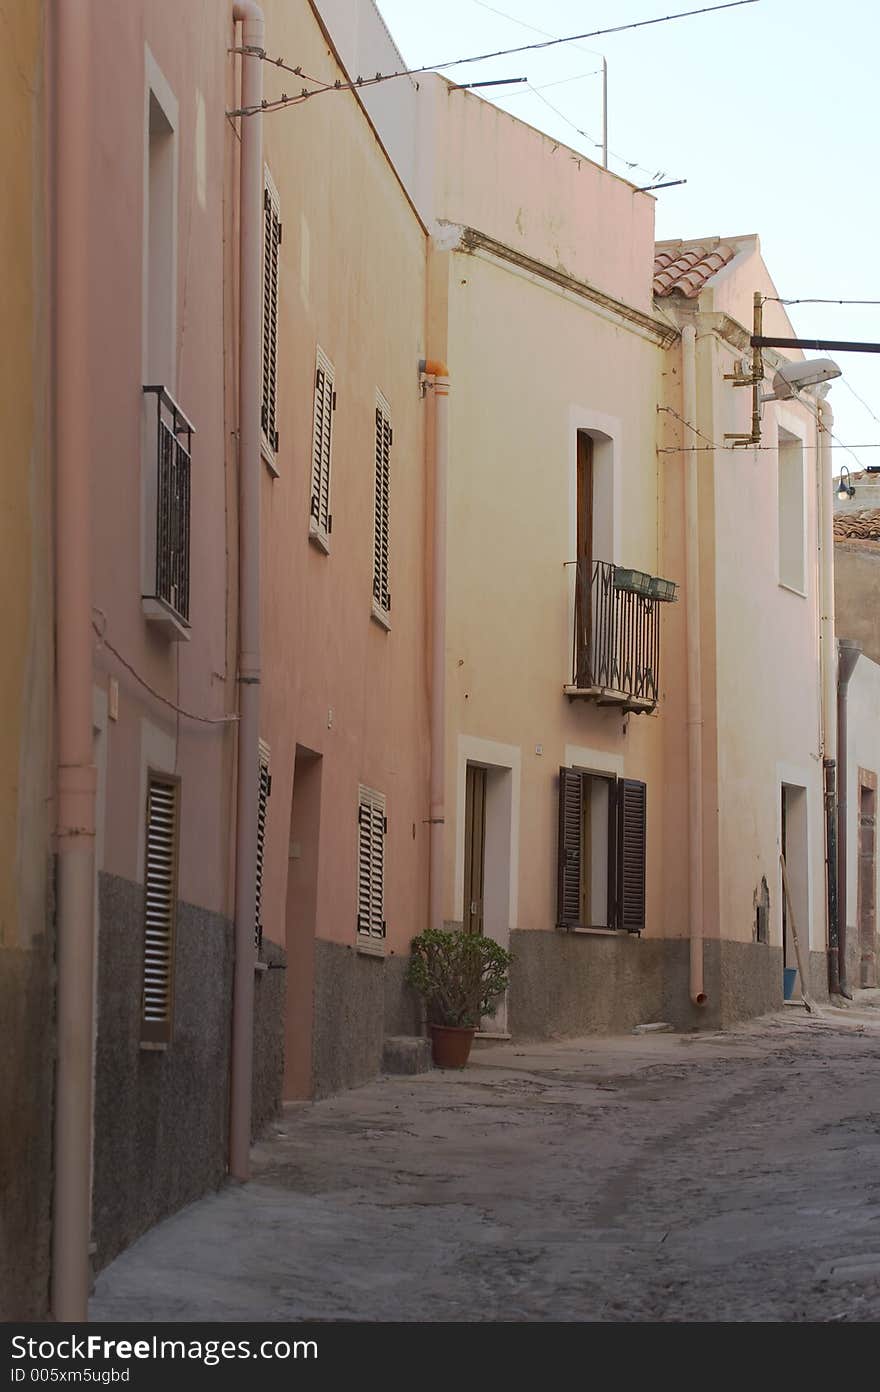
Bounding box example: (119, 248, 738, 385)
(681, 324, 707, 1006)
(423, 359, 449, 934)
(229, 1, 264, 1183)
(53, 0, 98, 1321)
(817, 397, 839, 995)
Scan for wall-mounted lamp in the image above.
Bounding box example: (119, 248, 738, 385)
(761, 357, 841, 403)
(836, 465, 856, 501)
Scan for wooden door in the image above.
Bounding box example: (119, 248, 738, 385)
(859, 781, 877, 988)
(463, 765, 487, 935)
(576, 433, 594, 685)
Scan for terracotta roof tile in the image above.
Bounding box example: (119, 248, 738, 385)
(834, 508, 880, 543)
(653, 243, 737, 298)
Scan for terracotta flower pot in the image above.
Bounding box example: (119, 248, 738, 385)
(429, 1023, 476, 1069)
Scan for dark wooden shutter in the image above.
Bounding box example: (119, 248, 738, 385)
(311, 350, 334, 536)
(616, 778, 647, 933)
(255, 742, 271, 951)
(373, 397, 391, 614)
(142, 775, 179, 1043)
(556, 767, 583, 929)
(261, 174, 281, 455)
(357, 787, 387, 942)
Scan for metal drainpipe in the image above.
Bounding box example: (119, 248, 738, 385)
(817, 398, 840, 995)
(52, 0, 98, 1323)
(837, 639, 862, 998)
(421, 358, 449, 934)
(229, 0, 264, 1183)
(681, 324, 707, 1006)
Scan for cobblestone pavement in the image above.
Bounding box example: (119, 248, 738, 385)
(92, 1003, 880, 1322)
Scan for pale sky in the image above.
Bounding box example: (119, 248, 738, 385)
(377, 0, 880, 478)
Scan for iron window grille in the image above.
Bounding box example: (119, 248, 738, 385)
(143, 385, 194, 627)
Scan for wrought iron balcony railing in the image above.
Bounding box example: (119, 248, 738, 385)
(568, 558, 661, 712)
(143, 386, 193, 634)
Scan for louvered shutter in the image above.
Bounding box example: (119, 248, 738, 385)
(373, 394, 392, 615)
(616, 778, 647, 934)
(261, 170, 281, 459)
(556, 767, 583, 929)
(255, 741, 271, 951)
(357, 787, 386, 943)
(311, 349, 334, 538)
(142, 776, 179, 1043)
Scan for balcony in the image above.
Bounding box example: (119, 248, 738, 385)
(566, 559, 671, 713)
(142, 386, 194, 639)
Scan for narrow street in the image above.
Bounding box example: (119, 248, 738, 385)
(92, 1008, 880, 1323)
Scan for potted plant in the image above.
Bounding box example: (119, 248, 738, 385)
(407, 928, 513, 1069)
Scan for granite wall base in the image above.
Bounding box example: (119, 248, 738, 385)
(253, 938, 287, 1136)
(309, 940, 422, 1099)
(508, 930, 785, 1038)
(0, 936, 53, 1320)
(92, 872, 233, 1272)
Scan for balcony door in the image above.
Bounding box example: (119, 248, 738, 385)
(575, 432, 594, 686)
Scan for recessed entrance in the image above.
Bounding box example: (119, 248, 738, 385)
(781, 783, 809, 995)
(283, 745, 322, 1100)
(858, 773, 877, 988)
(462, 758, 513, 1034)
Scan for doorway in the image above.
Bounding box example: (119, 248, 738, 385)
(858, 773, 877, 988)
(463, 764, 486, 937)
(283, 745, 322, 1100)
(781, 783, 809, 993)
(462, 758, 513, 1035)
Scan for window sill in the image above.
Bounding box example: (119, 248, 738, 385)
(261, 440, 279, 478)
(142, 596, 191, 642)
(557, 925, 626, 937)
(371, 601, 391, 632)
(309, 523, 331, 555)
(139, 1040, 169, 1052)
(254, 960, 270, 975)
(356, 936, 386, 958)
(778, 581, 807, 598)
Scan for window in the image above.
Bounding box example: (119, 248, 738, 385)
(310, 347, 335, 548)
(373, 392, 392, 623)
(145, 77, 177, 387)
(255, 741, 271, 952)
(557, 768, 646, 932)
(142, 774, 180, 1043)
(778, 431, 805, 593)
(261, 168, 281, 466)
(142, 387, 193, 635)
(357, 785, 386, 953)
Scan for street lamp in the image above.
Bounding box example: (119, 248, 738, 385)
(836, 465, 856, 501)
(761, 357, 842, 403)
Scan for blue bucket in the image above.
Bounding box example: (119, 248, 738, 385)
(783, 967, 798, 1000)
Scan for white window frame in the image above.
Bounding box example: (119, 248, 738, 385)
(261, 166, 281, 474)
(356, 785, 386, 956)
(777, 426, 807, 596)
(310, 346, 335, 551)
(372, 390, 392, 628)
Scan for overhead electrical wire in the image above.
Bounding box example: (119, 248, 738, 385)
(657, 403, 879, 455)
(229, 0, 760, 117)
(502, 81, 671, 183)
(840, 377, 880, 428)
(467, 0, 671, 179)
(92, 614, 239, 725)
(765, 297, 880, 307)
